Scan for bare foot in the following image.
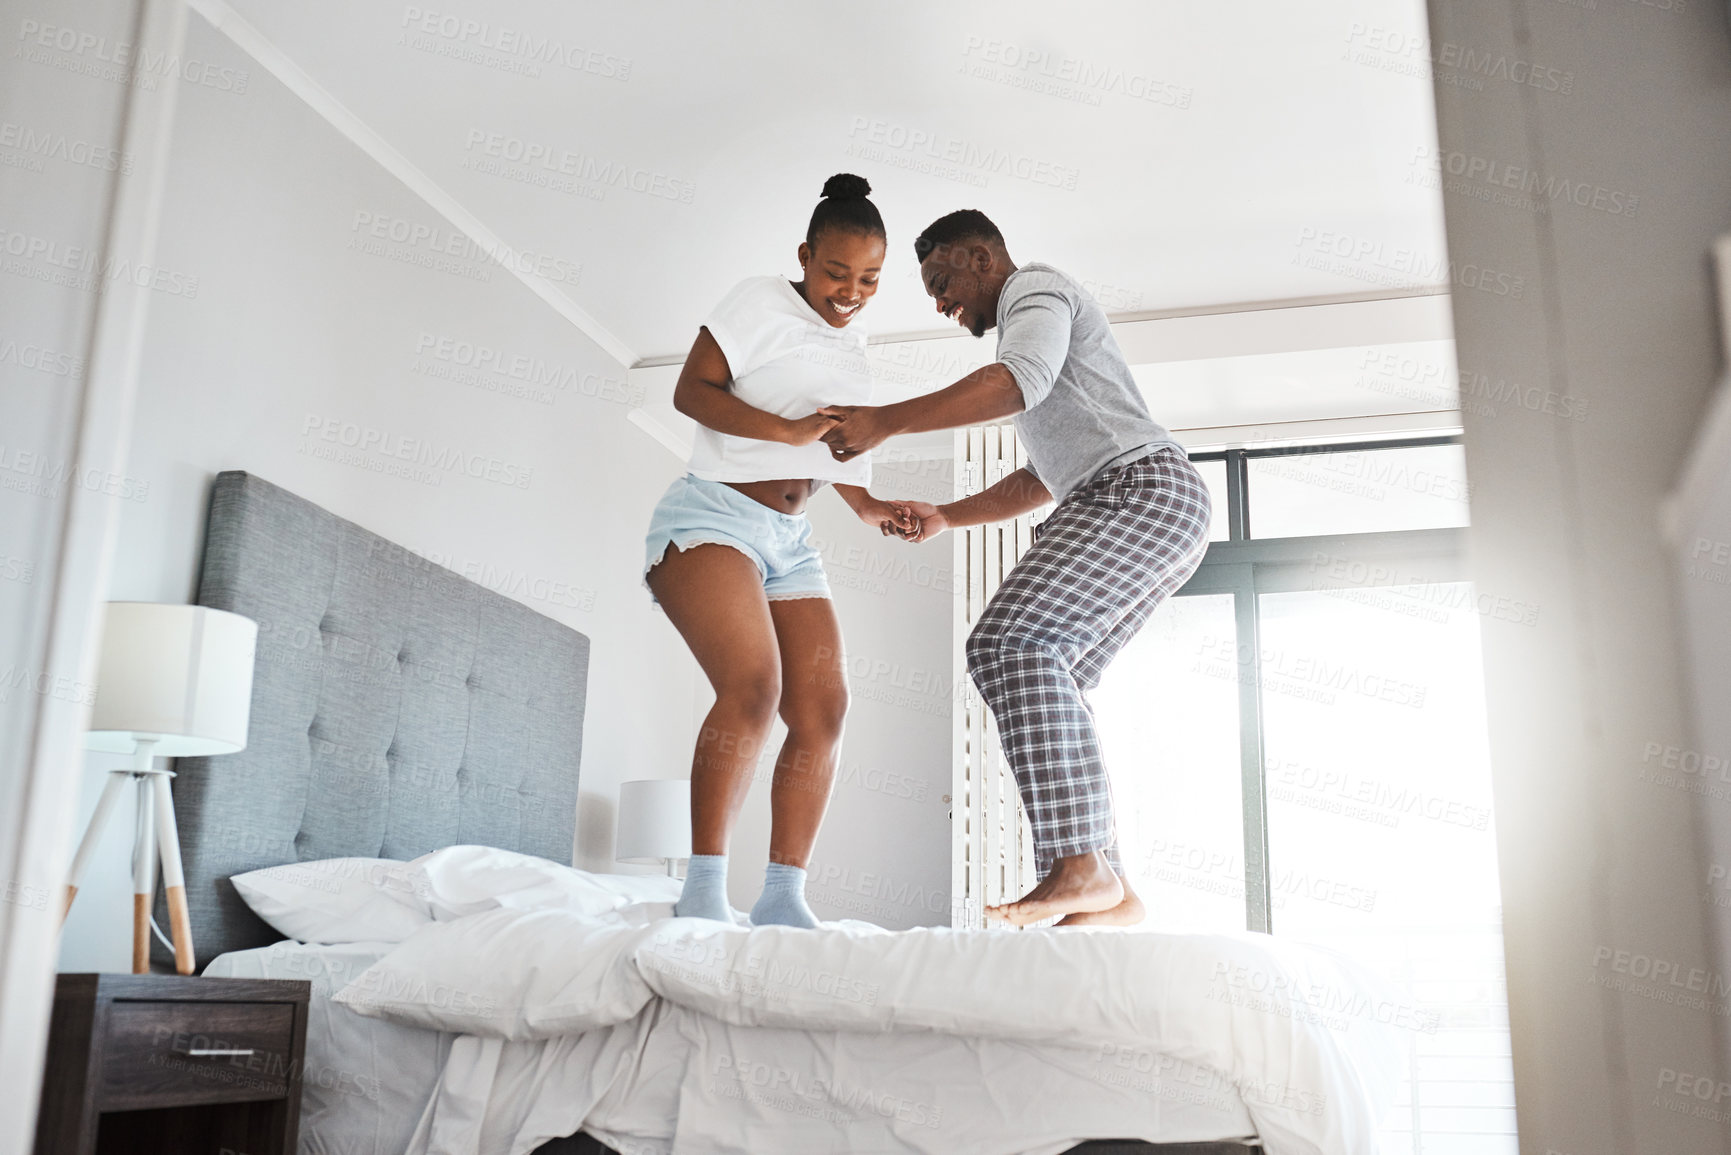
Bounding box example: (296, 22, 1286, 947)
(1056, 874, 1145, 928)
(985, 851, 1123, 927)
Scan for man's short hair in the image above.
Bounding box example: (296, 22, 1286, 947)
(913, 210, 1005, 264)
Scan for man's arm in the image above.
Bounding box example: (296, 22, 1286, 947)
(891, 467, 1051, 544)
(818, 363, 1024, 458)
(675, 327, 838, 446)
(819, 283, 1073, 459)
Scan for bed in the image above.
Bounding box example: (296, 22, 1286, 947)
(156, 471, 1386, 1154)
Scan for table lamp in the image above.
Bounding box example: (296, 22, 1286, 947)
(66, 602, 258, 974)
(614, 779, 691, 878)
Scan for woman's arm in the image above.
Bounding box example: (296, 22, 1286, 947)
(833, 484, 918, 536)
(891, 467, 1051, 543)
(673, 327, 839, 446)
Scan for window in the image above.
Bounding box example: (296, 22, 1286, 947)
(1100, 436, 1516, 1154)
(1246, 443, 1471, 538)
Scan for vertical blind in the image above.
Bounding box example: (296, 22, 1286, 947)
(951, 424, 1039, 928)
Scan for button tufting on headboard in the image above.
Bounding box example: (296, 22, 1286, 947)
(155, 471, 591, 969)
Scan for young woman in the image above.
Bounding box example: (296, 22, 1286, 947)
(645, 174, 911, 928)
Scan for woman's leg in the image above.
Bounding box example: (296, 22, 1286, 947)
(765, 597, 849, 866)
(751, 596, 849, 927)
(647, 543, 781, 920)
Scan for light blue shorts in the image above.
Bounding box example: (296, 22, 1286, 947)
(644, 474, 831, 603)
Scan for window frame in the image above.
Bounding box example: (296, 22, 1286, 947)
(1177, 435, 1468, 932)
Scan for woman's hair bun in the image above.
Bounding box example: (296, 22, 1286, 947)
(821, 173, 872, 200)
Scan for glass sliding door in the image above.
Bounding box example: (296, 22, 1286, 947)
(1084, 435, 1516, 1153)
(1093, 592, 1246, 934)
(1259, 584, 1514, 1154)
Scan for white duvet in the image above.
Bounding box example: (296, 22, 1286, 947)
(333, 900, 1400, 1155)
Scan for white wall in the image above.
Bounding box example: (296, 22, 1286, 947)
(1426, 1, 1731, 1151)
(57, 14, 696, 970)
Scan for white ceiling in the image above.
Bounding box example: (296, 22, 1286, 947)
(208, 0, 1448, 366)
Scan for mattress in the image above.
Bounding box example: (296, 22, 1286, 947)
(208, 934, 1262, 1155)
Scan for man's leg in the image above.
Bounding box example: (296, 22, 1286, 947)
(969, 449, 1210, 925)
(1056, 519, 1210, 925)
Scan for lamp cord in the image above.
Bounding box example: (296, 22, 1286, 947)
(148, 911, 176, 954)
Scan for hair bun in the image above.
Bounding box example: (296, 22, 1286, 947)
(821, 172, 872, 200)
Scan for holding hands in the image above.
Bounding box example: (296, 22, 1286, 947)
(886, 500, 948, 544)
(807, 404, 952, 544)
(851, 494, 926, 541)
(780, 411, 842, 446)
(817, 404, 894, 461)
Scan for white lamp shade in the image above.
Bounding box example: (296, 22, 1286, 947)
(85, 602, 258, 757)
(615, 779, 692, 865)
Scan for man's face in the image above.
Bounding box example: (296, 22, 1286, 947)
(920, 245, 994, 338)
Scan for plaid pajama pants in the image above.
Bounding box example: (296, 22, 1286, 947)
(965, 446, 1212, 879)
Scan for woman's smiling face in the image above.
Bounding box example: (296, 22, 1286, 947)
(798, 229, 885, 328)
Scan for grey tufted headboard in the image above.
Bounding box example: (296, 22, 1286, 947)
(153, 471, 590, 968)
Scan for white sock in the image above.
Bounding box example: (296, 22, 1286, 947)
(750, 862, 819, 928)
(674, 854, 731, 922)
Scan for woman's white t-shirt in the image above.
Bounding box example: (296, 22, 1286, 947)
(687, 275, 874, 487)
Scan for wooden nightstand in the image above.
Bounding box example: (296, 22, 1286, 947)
(33, 974, 310, 1155)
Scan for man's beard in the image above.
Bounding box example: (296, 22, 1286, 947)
(969, 313, 990, 339)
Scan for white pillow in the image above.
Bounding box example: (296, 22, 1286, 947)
(585, 871, 684, 905)
(230, 857, 432, 945)
(407, 845, 631, 919)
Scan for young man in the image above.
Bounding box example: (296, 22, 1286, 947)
(818, 210, 1211, 927)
